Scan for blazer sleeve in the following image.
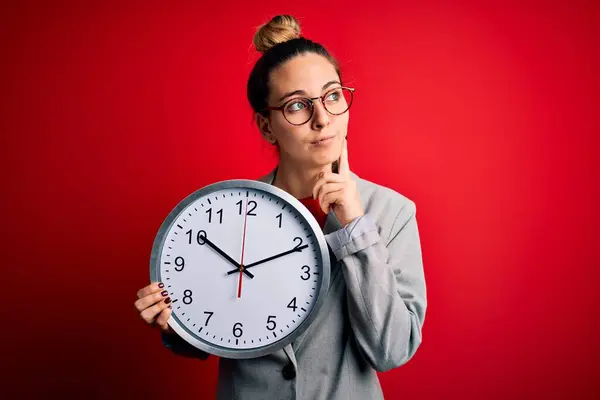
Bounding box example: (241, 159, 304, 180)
(324, 200, 427, 372)
(160, 331, 211, 360)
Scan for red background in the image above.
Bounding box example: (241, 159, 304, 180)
(2, 0, 599, 398)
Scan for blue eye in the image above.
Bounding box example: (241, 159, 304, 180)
(286, 100, 308, 113)
(325, 90, 341, 102)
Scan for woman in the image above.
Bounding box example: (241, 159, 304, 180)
(134, 15, 427, 399)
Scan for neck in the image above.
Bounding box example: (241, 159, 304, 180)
(272, 160, 332, 199)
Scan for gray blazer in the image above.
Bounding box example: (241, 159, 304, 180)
(161, 168, 427, 399)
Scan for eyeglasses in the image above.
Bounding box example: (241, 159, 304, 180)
(263, 86, 355, 126)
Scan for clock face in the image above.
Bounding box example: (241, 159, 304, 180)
(150, 180, 330, 359)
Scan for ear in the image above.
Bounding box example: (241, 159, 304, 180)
(256, 112, 275, 143)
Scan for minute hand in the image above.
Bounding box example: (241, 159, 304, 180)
(226, 244, 309, 275)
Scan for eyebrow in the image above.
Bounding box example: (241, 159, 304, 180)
(278, 80, 341, 102)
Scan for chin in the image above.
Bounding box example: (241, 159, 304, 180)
(309, 154, 337, 168)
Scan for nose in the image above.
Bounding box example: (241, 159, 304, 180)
(310, 99, 330, 130)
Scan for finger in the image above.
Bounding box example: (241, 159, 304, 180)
(316, 182, 345, 208)
(312, 173, 345, 199)
(320, 172, 346, 182)
(140, 297, 172, 325)
(320, 188, 345, 214)
(137, 282, 165, 299)
(134, 288, 170, 312)
(338, 136, 350, 177)
(156, 306, 172, 331)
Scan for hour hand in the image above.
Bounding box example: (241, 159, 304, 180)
(200, 234, 254, 279)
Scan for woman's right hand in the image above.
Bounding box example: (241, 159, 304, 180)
(135, 282, 173, 333)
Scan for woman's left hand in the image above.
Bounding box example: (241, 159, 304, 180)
(312, 137, 364, 226)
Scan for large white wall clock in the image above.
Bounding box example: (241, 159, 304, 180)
(150, 179, 331, 359)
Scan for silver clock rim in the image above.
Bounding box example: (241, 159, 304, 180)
(149, 178, 331, 359)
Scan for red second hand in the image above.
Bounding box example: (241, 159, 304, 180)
(238, 198, 249, 298)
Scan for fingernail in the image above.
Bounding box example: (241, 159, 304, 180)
(165, 297, 172, 304)
(158, 282, 164, 288)
(168, 305, 172, 309)
(161, 290, 168, 297)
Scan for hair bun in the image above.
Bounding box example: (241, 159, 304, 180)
(253, 15, 301, 54)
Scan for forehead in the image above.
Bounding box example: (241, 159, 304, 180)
(269, 53, 339, 98)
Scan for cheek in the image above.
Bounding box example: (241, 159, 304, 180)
(269, 114, 287, 132)
(333, 113, 349, 132)
(272, 121, 305, 148)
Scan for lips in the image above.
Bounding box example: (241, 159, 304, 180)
(311, 135, 335, 144)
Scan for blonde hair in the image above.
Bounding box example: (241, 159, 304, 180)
(253, 15, 301, 54)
